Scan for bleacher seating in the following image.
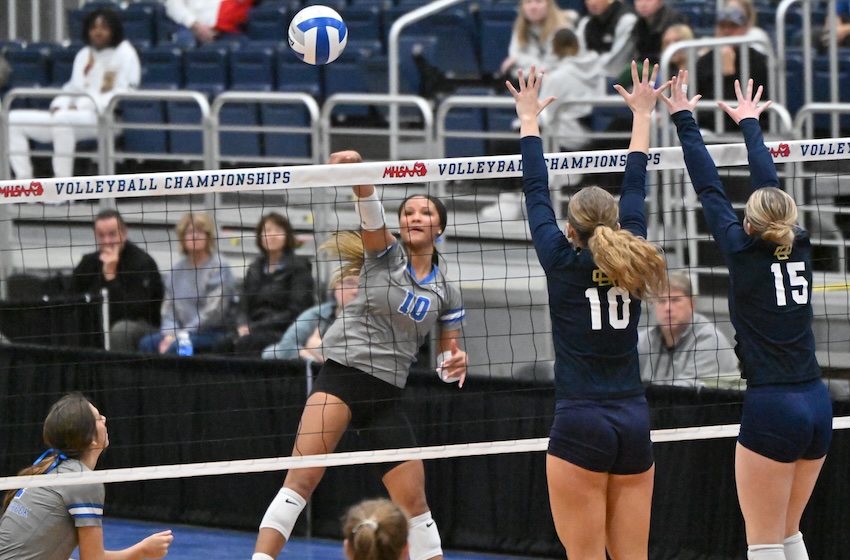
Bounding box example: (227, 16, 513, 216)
(261, 103, 313, 159)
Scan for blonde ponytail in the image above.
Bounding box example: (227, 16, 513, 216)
(342, 499, 408, 560)
(568, 186, 668, 298)
(319, 231, 364, 286)
(745, 188, 798, 246)
(588, 226, 668, 298)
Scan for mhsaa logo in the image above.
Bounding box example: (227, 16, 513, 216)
(383, 162, 427, 178)
(0, 180, 44, 198)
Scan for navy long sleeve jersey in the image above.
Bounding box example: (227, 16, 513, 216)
(521, 136, 647, 399)
(672, 111, 820, 386)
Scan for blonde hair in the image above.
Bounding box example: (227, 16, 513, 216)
(320, 231, 364, 286)
(176, 212, 217, 255)
(342, 499, 408, 560)
(568, 187, 668, 298)
(514, 0, 572, 48)
(745, 187, 798, 246)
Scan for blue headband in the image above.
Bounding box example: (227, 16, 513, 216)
(33, 448, 67, 474)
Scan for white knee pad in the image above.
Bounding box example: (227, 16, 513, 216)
(408, 511, 442, 560)
(747, 544, 786, 560)
(259, 488, 306, 541)
(784, 532, 808, 560)
(252, 554, 274, 560)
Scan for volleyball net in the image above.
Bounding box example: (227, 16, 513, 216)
(0, 137, 849, 550)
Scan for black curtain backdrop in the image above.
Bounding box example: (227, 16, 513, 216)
(0, 344, 847, 560)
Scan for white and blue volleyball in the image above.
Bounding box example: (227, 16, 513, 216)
(288, 5, 348, 65)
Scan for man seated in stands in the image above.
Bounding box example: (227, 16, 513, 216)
(71, 209, 164, 352)
(638, 272, 740, 389)
(7, 7, 139, 180)
(164, 0, 253, 46)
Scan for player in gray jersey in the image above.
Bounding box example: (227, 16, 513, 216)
(254, 151, 467, 560)
(0, 393, 173, 560)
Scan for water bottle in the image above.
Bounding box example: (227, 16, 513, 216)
(176, 331, 193, 356)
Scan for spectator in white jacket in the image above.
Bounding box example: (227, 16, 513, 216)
(7, 7, 140, 179)
(164, 0, 253, 47)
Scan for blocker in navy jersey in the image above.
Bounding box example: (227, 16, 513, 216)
(672, 113, 820, 387)
(521, 136, 648, 400)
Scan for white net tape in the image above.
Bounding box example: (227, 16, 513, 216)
(2, 416, 847, 491)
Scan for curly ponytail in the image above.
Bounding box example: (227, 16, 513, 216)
(745, 188, 798, 246)
(569, 187, 668, 299)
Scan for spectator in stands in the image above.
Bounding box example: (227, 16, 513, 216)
(262, 269, 360, 362)
(500, 0, 577, 79)
(164, 0, 254, 47)
(71, 209, 165, 353)
(631, 0, 688, 66)
(660, 23, 695, 77)
(638, 272, 739, 388)
(695, 4, 769, 127)
(725, 0, 772, 53)
(817, 1, 850, 50)
(538, 28, 605, 151)
(0, 393, 174, 559)
(341, 499, 409, 560)
(215, 212, 314, 356)
(6, 7, 139, 180)
(575, 0, 638, 78)
(138, 212, 235, 355)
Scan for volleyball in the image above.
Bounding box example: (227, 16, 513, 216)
(287, 5, 348, 66)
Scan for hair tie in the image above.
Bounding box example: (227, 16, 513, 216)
(352, 519, 379, 535)
(33, 448, 67, 474)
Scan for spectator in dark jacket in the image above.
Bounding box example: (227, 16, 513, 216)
(71, 209, 164, 352)
(632, 0, 688, 65)
(216, 212, 314, 356)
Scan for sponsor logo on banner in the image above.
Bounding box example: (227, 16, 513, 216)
(383, 162, 427, 178)
(0, 180, 44, 198)
(769, 143, 791, 158)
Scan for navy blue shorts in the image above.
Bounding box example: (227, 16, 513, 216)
(548, 395, 653, 475)
(311, 360, 416, 474)
(738, 379, 833, 463)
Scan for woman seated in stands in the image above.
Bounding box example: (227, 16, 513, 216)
(139, 212, 235, 355)
(501, 0, 577, 79)
(7, 7, 140, 179)
(262, 231, 361, 362)
(216, 213, 314, 356)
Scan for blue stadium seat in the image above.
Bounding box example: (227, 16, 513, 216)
(341, 6, 384, 46)
(166, 101, 204, 157)
(121, 2, 159, 49)
(219, 103, 262, 159)
(139, 45, 183, 89)
(5, 43, 53, 100)
(443, 107, 488, 157)
(276, 49, 323, 98)
(813, 54, 850, 130)
(49, 45, 78, 87)
(479, 6, 516, 76)
(246, 4, 290, 42)
(119, 99, 169, 155)
(229, 45, 275, 91)
(393, 9, 481, 77)
(324, 42, 381, 119)
(261, 104, 313, 159)
(183, 45, 229, 97)
(784, 52, 804, 116)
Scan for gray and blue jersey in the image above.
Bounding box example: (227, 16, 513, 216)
(322, 241, 465, 388)
(0, 459, 104, 560)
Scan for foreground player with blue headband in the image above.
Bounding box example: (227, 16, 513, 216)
(508, 60, 669, 559)
(661, 72, 833, 560)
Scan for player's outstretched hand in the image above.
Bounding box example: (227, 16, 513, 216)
(718, 79, 771, 124)
(659, 70, 701, 115)
(506, 66, 555, 123)
(328, 150, 362, 165)
(613, 59, 670, 116)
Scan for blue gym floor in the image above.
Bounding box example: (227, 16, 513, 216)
(72, 518, 547, 560)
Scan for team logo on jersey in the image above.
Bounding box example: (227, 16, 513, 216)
(773, 245, 792, 260)
(592, 269, 612, 286)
